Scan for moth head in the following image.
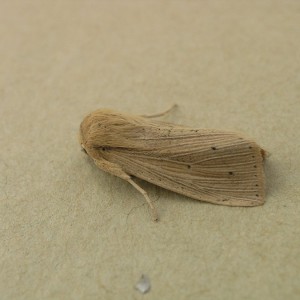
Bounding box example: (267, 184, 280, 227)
(79, 109, 131, 156)
(79, 130, 87, 154)
(79, 111, 105, 156)
(79, 116, 90, 155)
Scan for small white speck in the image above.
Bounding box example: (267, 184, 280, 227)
(135, 274, 151, 294)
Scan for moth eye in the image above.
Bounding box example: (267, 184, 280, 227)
(98, 123, 107, 129)
(102, 147, 111, 152)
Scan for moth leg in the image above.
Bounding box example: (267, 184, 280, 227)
(93, 157, 131, 181)
(127, 178, 158, 222)
(93, 158, 158, 221)
(141, 104, 177, 118)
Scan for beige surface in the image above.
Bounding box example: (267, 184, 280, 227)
(1, 1, 300, 299)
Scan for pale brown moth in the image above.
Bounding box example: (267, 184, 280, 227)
(79, 107, 265, 221)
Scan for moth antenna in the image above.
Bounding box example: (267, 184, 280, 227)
(127, 179, 159, 221)
(141, 104, 177, 118)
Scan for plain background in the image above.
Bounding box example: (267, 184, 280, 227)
(1, 1, 299, 299)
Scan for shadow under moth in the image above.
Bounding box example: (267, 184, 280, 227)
(79, 107, 266, 221)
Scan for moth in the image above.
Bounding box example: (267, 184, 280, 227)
(79, 107, 266, 221)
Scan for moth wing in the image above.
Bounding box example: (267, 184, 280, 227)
(106, 126, 265, 206)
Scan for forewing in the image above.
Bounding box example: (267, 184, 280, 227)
(101, 121, 265, 206)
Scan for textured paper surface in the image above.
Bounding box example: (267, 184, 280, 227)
(1, 1, 300, 299)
